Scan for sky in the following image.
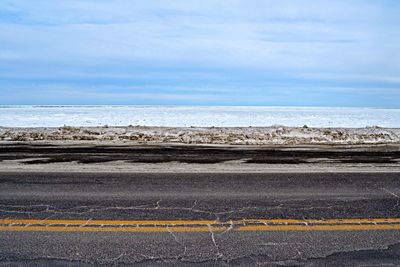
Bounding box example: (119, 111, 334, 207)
(0, 0, 399, 107)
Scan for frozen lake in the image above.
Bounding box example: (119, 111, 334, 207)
(1, 105, 399, 128)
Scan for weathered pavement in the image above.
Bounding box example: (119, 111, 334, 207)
(1, 171, 400, 266)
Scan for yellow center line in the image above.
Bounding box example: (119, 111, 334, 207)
(237, 224, 400, 231)
(2, 218, 400, 225)
(0, 219, 218, 225)
(1, 218, 400, 232)
(240, 218, 400, 224)
(0, 226, 227, 232)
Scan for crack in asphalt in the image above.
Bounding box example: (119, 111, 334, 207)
(382, 188, 400, 198)
(208, 224, 223, 262)
(382, 188, 400, 210)
(167, 226, 188, 260)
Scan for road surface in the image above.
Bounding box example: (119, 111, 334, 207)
(1, 171, 400, 266)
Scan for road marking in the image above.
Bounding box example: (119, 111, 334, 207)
(1, 218, 400, 232)
(237, 224, 400, 231)
(0, 219, 218, 225)
(240, 218, 400, 224)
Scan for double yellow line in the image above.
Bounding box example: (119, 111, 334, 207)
(1, 218, 400, 232)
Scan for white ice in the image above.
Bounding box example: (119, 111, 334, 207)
(1, 105, 399, 128)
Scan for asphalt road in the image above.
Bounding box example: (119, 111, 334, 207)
(1, 172, 400, 266)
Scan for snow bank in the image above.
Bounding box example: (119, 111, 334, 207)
(1, 126, 399, 145)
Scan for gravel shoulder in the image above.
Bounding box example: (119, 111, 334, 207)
(1, 141, 399, 173)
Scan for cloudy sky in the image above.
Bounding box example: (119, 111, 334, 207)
(0, 0, 399, 106)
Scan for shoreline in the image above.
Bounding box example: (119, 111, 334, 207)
(1, 125, 400, 145)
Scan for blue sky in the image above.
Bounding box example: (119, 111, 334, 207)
(0, 0, 399, 107)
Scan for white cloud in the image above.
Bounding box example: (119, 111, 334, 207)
(0, 0, 399, 106)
